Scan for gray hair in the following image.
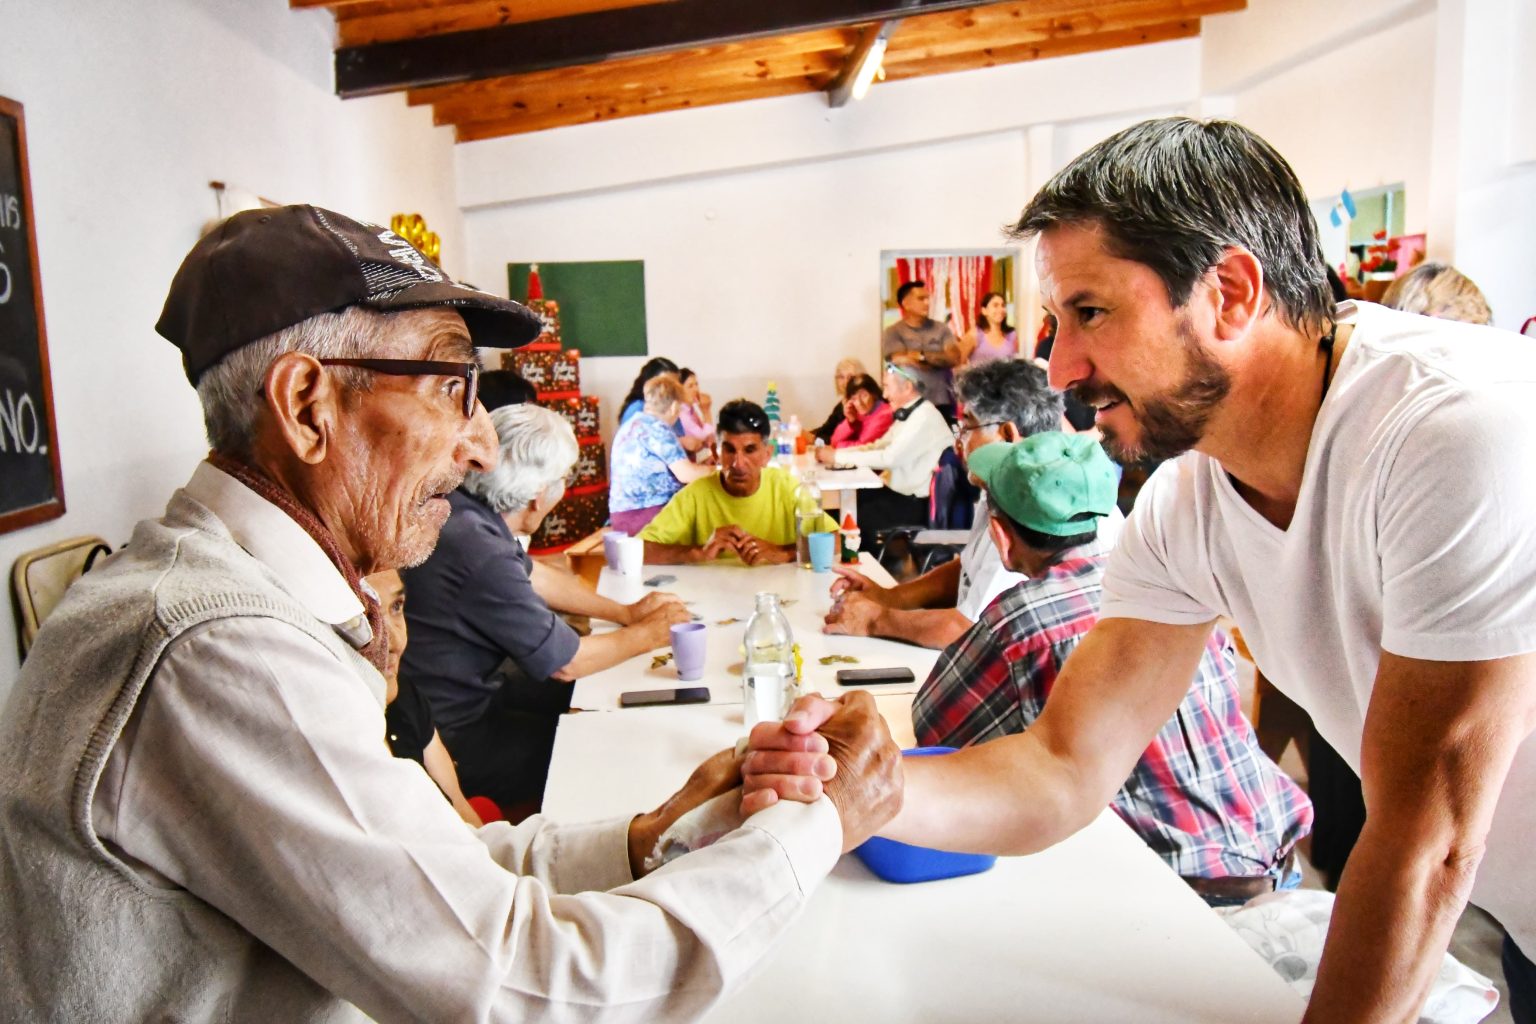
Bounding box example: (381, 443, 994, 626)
(195, 305, 398, 456)
(463, 404, 578, 514)
(1380, 262, 1493, 326)
(955, 360, 1063, 438)
(1012, 117, 1335, 339)
(643, 373, 686, 416)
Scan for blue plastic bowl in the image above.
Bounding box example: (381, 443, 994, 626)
(853, 746, 998, 884)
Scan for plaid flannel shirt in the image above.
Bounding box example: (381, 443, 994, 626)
(912, 534, 1313, 880)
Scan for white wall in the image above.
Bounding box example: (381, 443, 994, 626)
(460, 39, 1204, 437)
(1221, 10, 1438, 234)
(0, 0, 463, 701)
(467, 130, 1030, 437)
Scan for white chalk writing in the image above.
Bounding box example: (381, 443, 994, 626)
(0, 388, 45, 455)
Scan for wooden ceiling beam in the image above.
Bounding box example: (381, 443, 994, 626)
(407, 27, 854, 110)
(882, 17, 1201, 79)
(331, 0, 678, 48)
(334, 0, 1004, 97)
(888, 0, 1242, 59)
(416, 37, 855, 123)
(453, 76, 830, 142)
(429, 50, 851, 126)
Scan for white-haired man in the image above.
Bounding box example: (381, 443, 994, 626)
(0, 206, 902, 1022)
(401, 403, 691, 812)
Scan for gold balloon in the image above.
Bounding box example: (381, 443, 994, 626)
(390, 212, 441, 263)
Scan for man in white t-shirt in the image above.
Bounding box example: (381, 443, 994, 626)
(744, 117, 1536, 1023)
(822, 360, 1073, 648)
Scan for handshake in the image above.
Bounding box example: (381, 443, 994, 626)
(740, 690, 905, 852)
(688, 525, 793, 567)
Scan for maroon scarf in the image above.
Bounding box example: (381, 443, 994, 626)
(209, 453, 388, 673)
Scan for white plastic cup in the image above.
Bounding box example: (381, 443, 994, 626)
(616, 535, 644, 578)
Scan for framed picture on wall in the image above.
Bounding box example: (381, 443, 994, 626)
(0, 95, 66, 536)
(879, 248, 1023, 361)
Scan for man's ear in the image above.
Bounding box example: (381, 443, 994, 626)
(262, 352, 340, 466)
(1209, 246, 1265, 342)
(986, 512, 1014, 566)
(998, 422, 1022, 443)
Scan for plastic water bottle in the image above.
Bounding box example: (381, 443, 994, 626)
(776, 421, 793, 464)
(793, 477, 824, 569)
(742, 593, 795, 728)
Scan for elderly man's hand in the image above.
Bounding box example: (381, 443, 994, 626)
(828, 564, 887, 601)
(628, 747, 742, 877)
(738, 533, 792, 566)
(627, 590, 684, 625)
(888, 350, 921, 367)
(823, 590, 883, 637)
(741, 691, 904, 852)
(694, 526, 745, 563)
(634, 600, 692, 648)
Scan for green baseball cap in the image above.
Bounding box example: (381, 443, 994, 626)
(967, 432, 1118, 536)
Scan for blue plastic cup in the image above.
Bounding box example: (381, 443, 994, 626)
(807, 531, 835, 573)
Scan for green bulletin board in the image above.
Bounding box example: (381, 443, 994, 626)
(507, 260, 647, 357)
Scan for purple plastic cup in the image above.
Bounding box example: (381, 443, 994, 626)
(670, 622, 707, 681)
(603, 531, 625, 571)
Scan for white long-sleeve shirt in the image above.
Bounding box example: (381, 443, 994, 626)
(833, 397, 953, 497)
(91, 462, 843, 1023)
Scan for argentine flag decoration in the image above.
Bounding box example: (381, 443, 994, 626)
(1328, 189, 1358, 228)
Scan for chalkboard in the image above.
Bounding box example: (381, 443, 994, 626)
(508, 260, 647, 357)
(0, 97, 65, 534)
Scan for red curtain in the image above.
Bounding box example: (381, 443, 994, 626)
(895, 255, 994, 339)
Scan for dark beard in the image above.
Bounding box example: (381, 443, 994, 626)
(1077, 317, 1232, 463)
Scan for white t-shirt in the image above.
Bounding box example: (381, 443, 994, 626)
(1100, 301, 1536, 954)
(957, 496, 1125, 621)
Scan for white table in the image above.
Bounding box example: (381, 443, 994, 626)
(577, 555, 937, 711)
(543, 702, 1305, 1024)
(792, 453, 883, 522)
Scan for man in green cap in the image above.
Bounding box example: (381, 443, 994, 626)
(907, 433, 1311, 896)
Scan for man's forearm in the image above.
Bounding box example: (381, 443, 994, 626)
(531, 561, 630, 623)
(1302, 820, 1482, 1022)
(870, 606, 970, 650)
(887, 558, 961, 610)
(884, 734, 1099, 854)
(556, 626, 665, 679)
(644, 541, 701, 565)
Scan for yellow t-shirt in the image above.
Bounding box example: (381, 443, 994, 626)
(641, 467, 838, 552)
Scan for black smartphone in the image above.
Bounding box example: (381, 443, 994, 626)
(619, 686, 711, 707)
(835, 667, 916, 686)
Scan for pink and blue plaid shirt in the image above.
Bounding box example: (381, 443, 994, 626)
(912, 535, 1312, 881)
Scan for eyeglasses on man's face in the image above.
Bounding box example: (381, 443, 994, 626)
(951, 420, 1009, 442)
(319, 358, 480, 419)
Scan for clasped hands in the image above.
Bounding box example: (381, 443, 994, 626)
(693, 525, 791, 566)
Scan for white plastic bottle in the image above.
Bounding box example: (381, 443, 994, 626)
(742, 592, 795, 728)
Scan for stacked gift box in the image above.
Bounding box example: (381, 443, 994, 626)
(503, 273, 609, 554)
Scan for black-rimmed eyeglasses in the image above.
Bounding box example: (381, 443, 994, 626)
(951, 420, 1009, 441)
(319, 358, 480, 419)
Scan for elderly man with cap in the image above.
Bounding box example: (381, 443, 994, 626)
(909, 433, 1311, 898)
(0, 206, 902, 1022)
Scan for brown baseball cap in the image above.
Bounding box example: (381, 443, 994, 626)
(155, 205, 542, 384)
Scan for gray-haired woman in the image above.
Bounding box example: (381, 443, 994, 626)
(400, 404, 688, 815)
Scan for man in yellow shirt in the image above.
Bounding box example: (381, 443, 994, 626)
(642, 399, 835, 565)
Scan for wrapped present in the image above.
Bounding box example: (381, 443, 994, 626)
(527, 297, 561, 347)
(538, 395, 582, 436)
(550, 349, 581, 393)
(574, 395, 601, 438)
(505, 348, 579, 397)
(572, 437, 607, 489)
(530, 483, 608, 554)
